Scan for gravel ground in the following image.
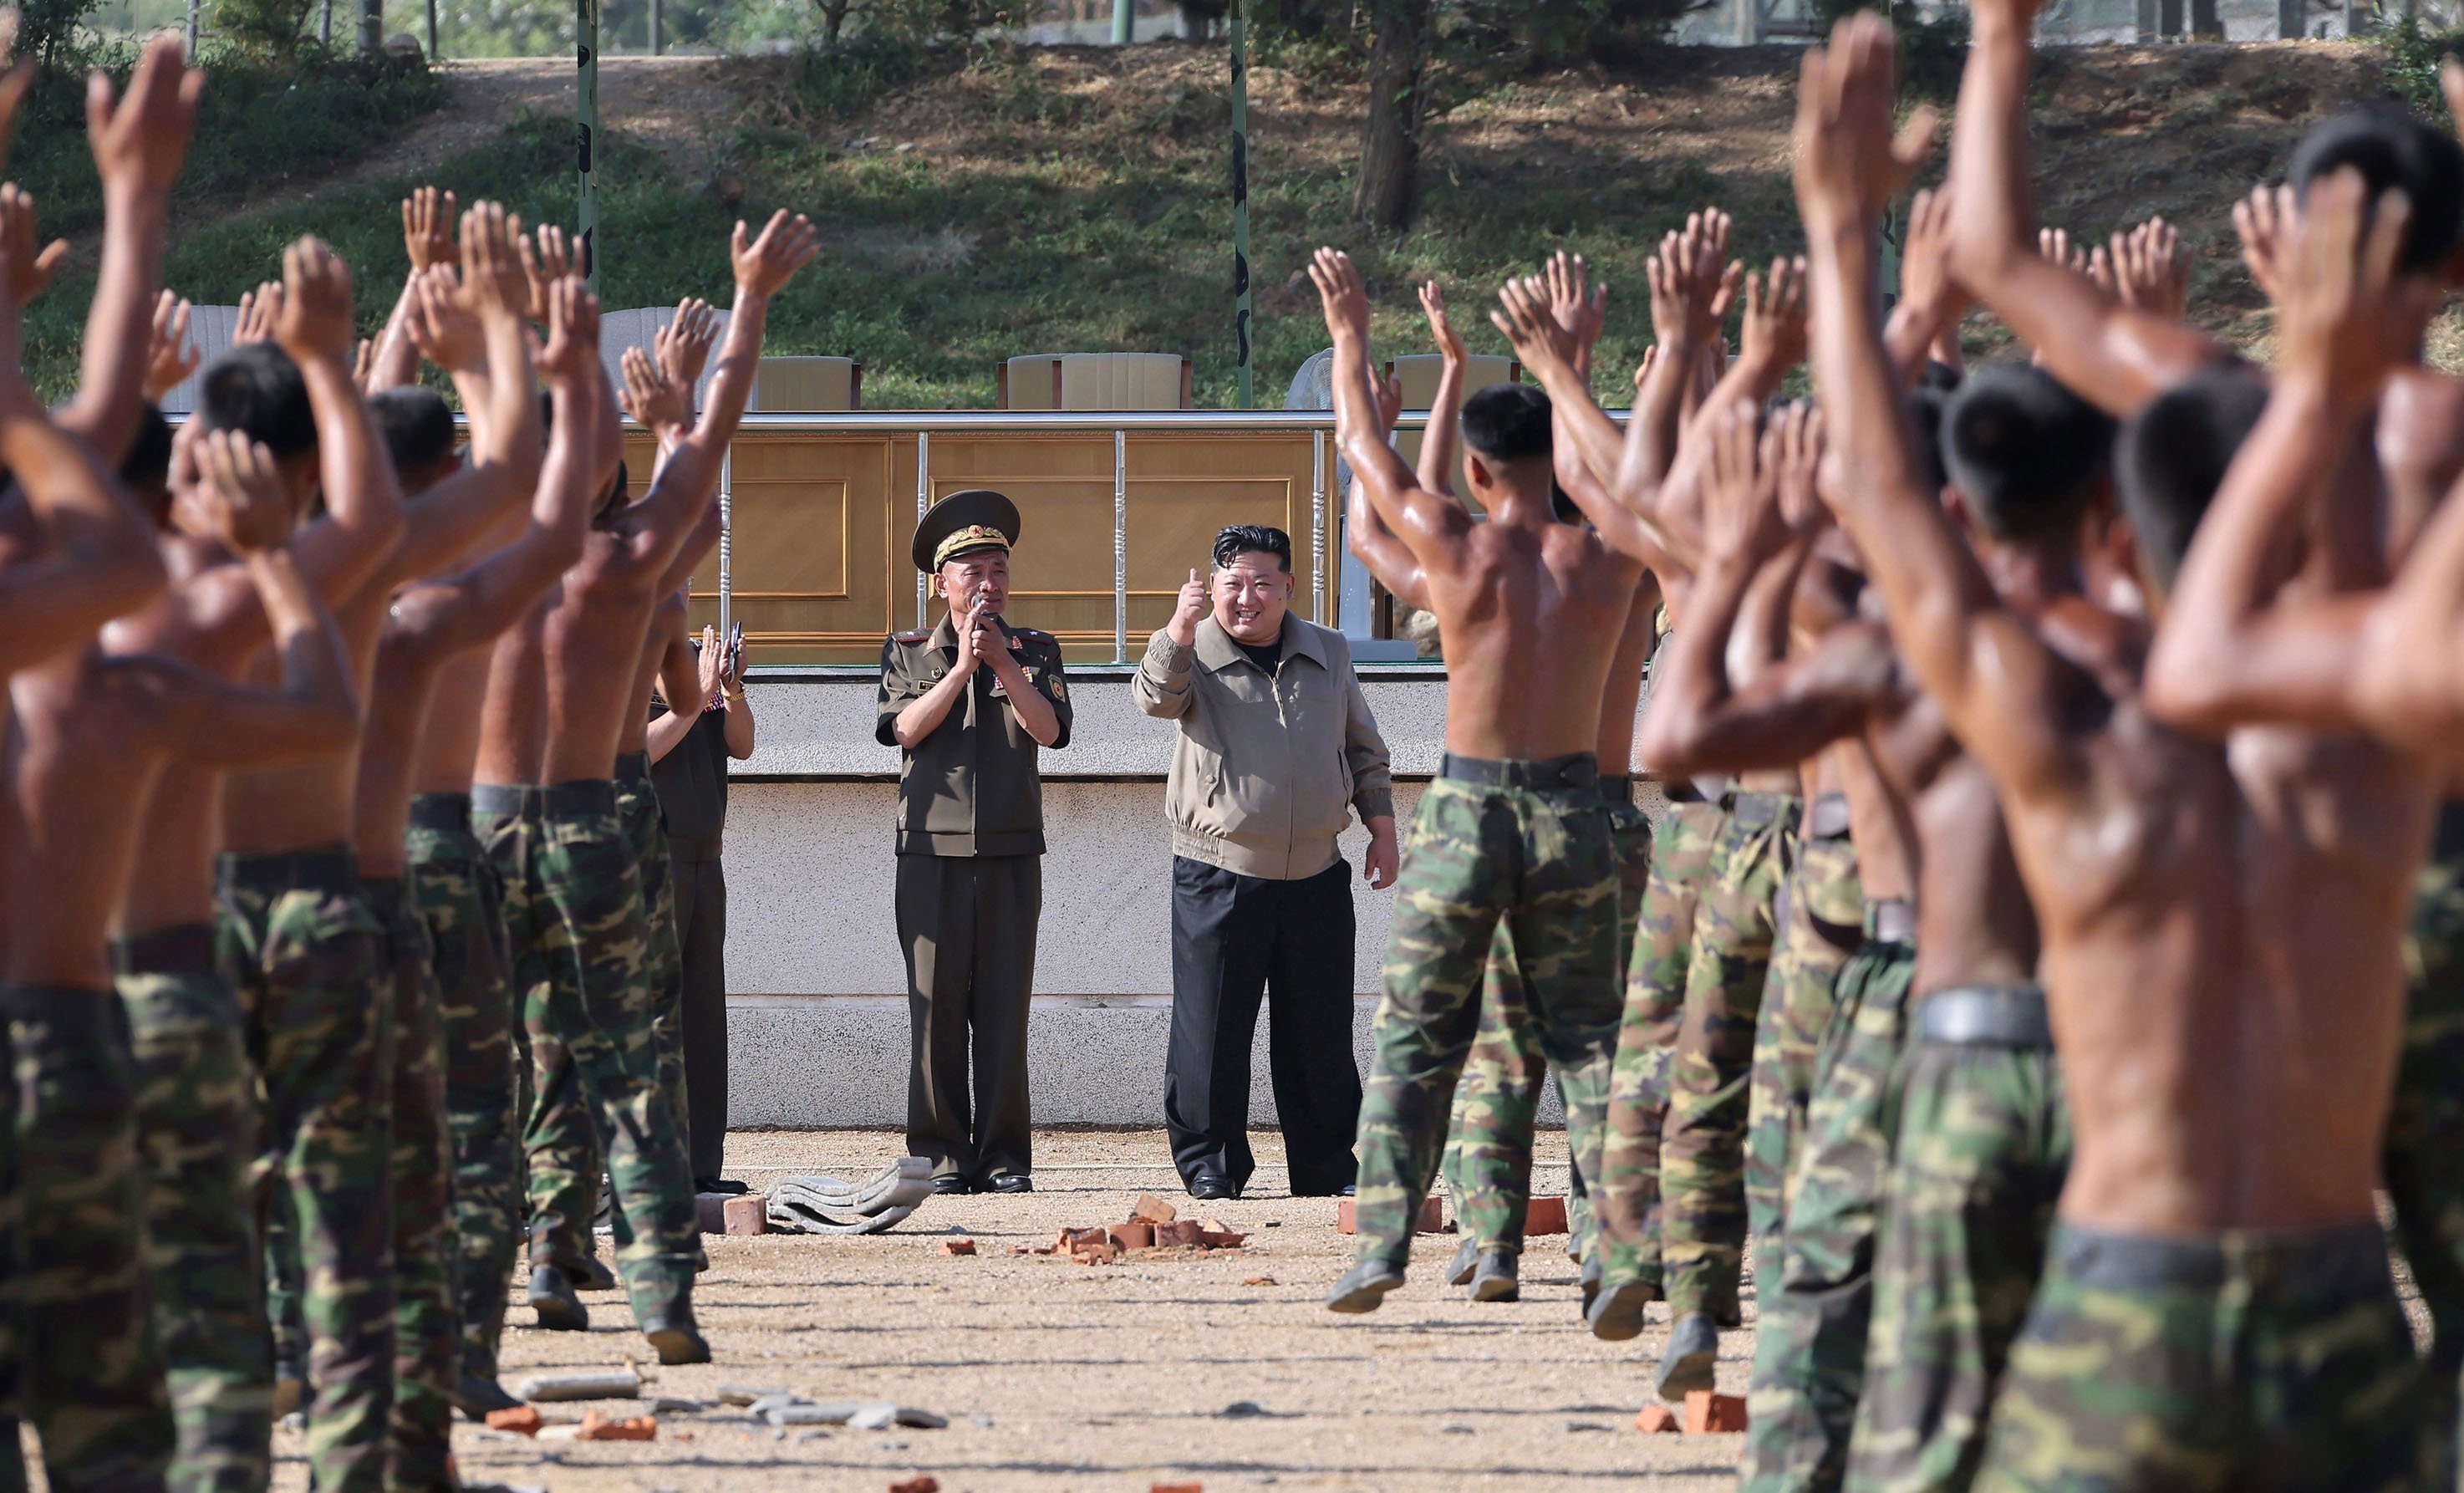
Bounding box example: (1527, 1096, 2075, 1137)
(274, 1129, 1759, 1492)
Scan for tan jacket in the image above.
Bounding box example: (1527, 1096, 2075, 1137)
(1132, 617, 1395, 880)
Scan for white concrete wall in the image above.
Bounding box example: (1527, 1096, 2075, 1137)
(716, 670, 1658, 1129)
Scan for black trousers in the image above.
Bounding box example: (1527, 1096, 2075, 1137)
(896, 854, 1040, 1185)
(1165, 855, 1362, 1195)
(670, 856, 729, 1182)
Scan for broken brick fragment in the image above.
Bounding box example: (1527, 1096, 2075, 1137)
(576, 1409, 658, 1441)
(1072, 1241, 1119, 1264)
(1132, 1193, 1179, 1225)
(1153, 1483, 1204, 1493)
(484, 1404, 542, 1436)
(1683, 1391, 1748, 1434)
(1155, 1220, 1205, 1248)
(1242, 1276, 1276, 1287)
(1524, 1196, 1569, 1236)
(1058, 1226, 1108, 1253)
(1108, 1221, 1153, 1251)
(1633, 1404, 1680, 1434)
(724, 1195, 768, 1236)
(1198, 1230, 1245, 1249)
(940, 1239, 976, 1256)
(888, 1480, 941, 1493)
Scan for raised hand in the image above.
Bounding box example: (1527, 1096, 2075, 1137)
(520, 223, 573, 322)
(1792, 13, 1938, 235)
(537, 275, 601, 386)
(696, 624, 725, 704)
(1309, 247, 1372, 344)
(2276, 166, 2426, 408)
(458, 200, 527, 324)
(1418, 280, 1467, 363)
(1545, 250, 1606, 359)
(1490, 273, 1581, 378)
(402, 186, 459, 273)
(1769, 399, 1827, 532)
(1167, 565, 1209, 646)
(195, 428, 293, 553)
(620, 344, 691, 431)
(656, 296, 718, 390)
(402, 267, 484, 374)
(0, 183, 61, 306)
(1740, 255, 1810, 373)
(273, 238, 354, 365)
(1901, 186, 1963, 320)
(143, 290, 199, 400)
(351, 336, 374, 390)
(233, 279, 283, 346)
(86, 32, 202, 197)
(1647, 210, 1742, 353)
(2233, 184, 2298, 308)
(732, 210, 821, 298)
(2039, 226, 2095, 283)
(2106, 217, 2190, 319)
(1698, 397, 1784, 559)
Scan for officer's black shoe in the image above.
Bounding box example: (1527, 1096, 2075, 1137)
(695, 1176, 750, 1196)
(1586, 1275, 1657, 1343)
(984, 1175, 1034, 1195)
(1469, 1251, 1520, 1302)
(527, 1266, 588, 1332)
(1445, 1237, 1480, 1287)
(1325, 1260, 1406, 1314)
(1189, 1173, 1240, 1202)
(452, 1372, 524, 1419)
(930, 1174, 970, 1196)
(1337, 1183, 1357, 1196)
(563, 1253, 620, 1293)
(1655, 1312, 1720, 1402)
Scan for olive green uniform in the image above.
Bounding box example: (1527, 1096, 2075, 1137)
(876, 615, 1072, 1188)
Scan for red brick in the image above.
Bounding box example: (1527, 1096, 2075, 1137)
(1524, 1196, 1569, 1236)
(576, 1410, 658, 1441)
(1200, 1217, 1233, 1234)
(1072, 1241, 1119, 1264)
(485, 1404, 542, 1436)
(1133, 1193, 1179, 1225)
(1336, 1199, 1356, 1235)
(939, 1239, 976, 1256)
(695, 1194, 729, 1234)
(1336, 1198, 1443, 1231)
(723, 1195, 767, 1236)
(1155, 1220, 1205, 1248)
(1198, 1230, 1245, 1249)
(1633, 1404, 1680, 1434)
(1242, 1276, 1277, 1287)
(1153, 1483, 1204, 1493)
(1059, 1226, 1108, 1252)
(1683, 1391, 1748, 1434)
(889, 1480, 941, 1493)
(1108, 1221, 1153, 1251)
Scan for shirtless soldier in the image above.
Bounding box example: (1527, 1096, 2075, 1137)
(478, 209, 815, 1356)
(1309, 247, 1637, 1314)
(1805, 18, 2433, 1484)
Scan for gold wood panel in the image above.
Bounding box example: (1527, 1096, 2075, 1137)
(625, 430, 1330, 667)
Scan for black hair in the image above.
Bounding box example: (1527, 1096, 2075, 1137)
(2288, 106, 2464, 273)
(1917, 359, 1964, 394)
(120, 402, 172, 492)
(2113, 367, 2270, 592)
(1941, 365, 2116, 543)
(593, 459, 632, 524)
(1909, 385, 1953, 496)
(1460, 383, 1553, 466)
(369, 386, 456, 479)
(1550, 482, 1581, 524)
(196, 344, 316, 459)
(1213, 523, 1292, 572)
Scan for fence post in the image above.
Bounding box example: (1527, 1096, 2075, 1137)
(1311, 429, 1326, 626)
(1113, 429, 1128, 662)
(914, 431, 930, 630)
(717, 448, 733, 642)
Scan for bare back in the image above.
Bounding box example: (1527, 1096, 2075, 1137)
(1596, 578, 1661, 774)
(221, 580, 388, 855)
(534, 519, 675, 784)
(413, 646, 497, 796)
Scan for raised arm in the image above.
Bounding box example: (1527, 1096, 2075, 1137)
(1946, 0, 2221, 415)
(1414, 280, 1469, 498)
(56, 35, 200, 463)
(625, 212, 819, 568)
(1799, 13, 2075, 789)
(1884, 186, 1968, 385)
(2146, 171, 2419, 736)
(1309, 246, 1470, 576)
(277, 238, 405, 604)
(366, 186, 457, 394)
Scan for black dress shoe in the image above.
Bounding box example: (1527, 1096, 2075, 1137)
(983, 1175, 1034, 1195)
(695, 1177, 750, 1196)
(930, 1174, 970, 1196)
(1189, 1173, 1241, 1202)
(1337, 1184, 1357, 1196)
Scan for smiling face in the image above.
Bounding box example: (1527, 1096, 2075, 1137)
(937, 549, 1011, 621)
(1213, 549, 1294, 646)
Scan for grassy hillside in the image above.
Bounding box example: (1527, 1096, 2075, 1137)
(18, 35, 2446, 404)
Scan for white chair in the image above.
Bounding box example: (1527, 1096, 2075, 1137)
(602, 304, 735, 410)
(155, 304, 245, 415)
(749, 355, 862, 412)
(997, 352, 1189, 410)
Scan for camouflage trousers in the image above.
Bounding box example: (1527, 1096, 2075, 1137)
(1440, 791, 1651, 1258)
(367, 879, 454, 1493)
(1352, 760, 1621, 1269)
(1747, 818, 1863, 1263)
(1739, 924, 1917, 1493)
(1845, 1007, 2070, 1493)
(218, 846, 395, 1493)
(1973, 1221, 2434, 1492)
(115, 928, 270, 1493)
(476, 781, 700, 1327)
(619, 766, 690, 1165)
(0, 983, 176, 1492)
(405, 795, 520, 1393)
(1594, 795, 1729, 1297)
(1662, 791, 1796, 1323)
(2389, 808, 2464, 1482)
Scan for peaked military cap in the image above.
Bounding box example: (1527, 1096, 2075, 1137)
(913, 488, 1022, 573)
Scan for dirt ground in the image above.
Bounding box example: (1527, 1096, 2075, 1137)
(283, 1129, 1759, 1492)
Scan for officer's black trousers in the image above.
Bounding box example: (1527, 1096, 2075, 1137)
(1164, 855, 1362, 1196)
(897, 853, 1040, 1185)
(670, 855, 729, 1183)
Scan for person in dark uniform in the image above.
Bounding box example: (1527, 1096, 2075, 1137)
(877, 490, 1072, 1195)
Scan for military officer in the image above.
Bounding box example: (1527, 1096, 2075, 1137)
(878, 490, 1073, 1195)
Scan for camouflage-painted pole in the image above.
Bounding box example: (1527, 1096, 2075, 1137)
(578, 0, 600, 295)
(1230, 0, 1254, 409)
